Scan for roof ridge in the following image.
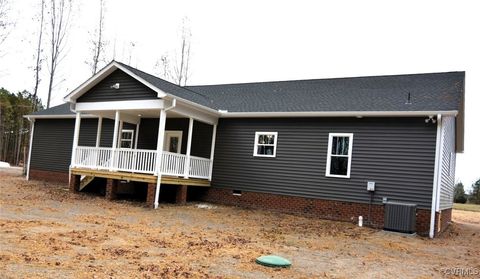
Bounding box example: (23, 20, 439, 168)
(186, 71, 466, 88)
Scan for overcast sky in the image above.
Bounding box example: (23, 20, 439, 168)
(0, 0, 478, 190)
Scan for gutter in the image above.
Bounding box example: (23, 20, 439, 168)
(218, 110, 458, 118)
(429, 114, 443, 238)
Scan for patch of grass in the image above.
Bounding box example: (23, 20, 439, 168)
(453, 203, 480, 212)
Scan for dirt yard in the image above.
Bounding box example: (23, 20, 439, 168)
(1, 168, 479, 278)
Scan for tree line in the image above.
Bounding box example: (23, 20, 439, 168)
(0, 88, 42, 166)
(454, 179, 480, 204)
(1, 0, 193, 167)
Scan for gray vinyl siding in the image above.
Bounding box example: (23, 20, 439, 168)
(137, 118, 213, 157)
(77, 69, 158, 102)
(439, 116, 456, 210)
(211, 117, 437, 209)
(31, 119, 99, 172)
(31, 118, 212, 173)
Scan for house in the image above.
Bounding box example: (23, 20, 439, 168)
(24, 61, 465, 238)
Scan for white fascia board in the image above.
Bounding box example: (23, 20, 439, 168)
(113, 62, 167, 98)
(172, 102, 219, 125)
(64, 61, 118, 102)
(219, 110, 458, 118)
(24, 114, 98, 119)
(75, 99, 165, 111)
(63, 61, 168, 102)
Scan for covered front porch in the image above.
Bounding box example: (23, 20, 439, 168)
(69, 99, 218, 208)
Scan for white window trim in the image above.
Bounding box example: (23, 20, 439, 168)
(120, 129, 134, 149)
(164, 130, 183, 154)
(325, 133, 353, 178)
(253, 131, 278, 158)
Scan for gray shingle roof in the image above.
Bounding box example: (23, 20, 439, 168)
(186, 72, 465, 112)
(30, 103, 73, 116)
(117, 62, 215, 108)
(30, 65, 465, 116)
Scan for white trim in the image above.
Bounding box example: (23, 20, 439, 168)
(164, 131, 183, 153)
(70, 112, 82, 168)
(220, 110, 458, 118)
(63, 61, 168, 102)
(154, 109, 167, 209)
(325, 133, 354, 179)
(171, 102, 218, 125)
(253, 131, 278, 158)
(110, 111, 120, 170)
(184, 118, 194, 178)
(24, 114, 98, 119)
(120, 129, 134, 149)
(95, 117, 103, 148)
(208, 124, 217, 181)
(26, 119, 35, 180)
(134, 120, 140, 149)
(429, 114, 442, 238)
(75, 99, 165, 112)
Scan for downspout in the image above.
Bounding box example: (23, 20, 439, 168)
(153, 98, 176, 209)
(26, 117, 35, 180)
(429, 114, 442, 238)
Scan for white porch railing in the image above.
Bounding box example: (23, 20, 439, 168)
(73, 146, 212, 179)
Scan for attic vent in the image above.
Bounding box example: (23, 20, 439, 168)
(405, 92, 412, 105)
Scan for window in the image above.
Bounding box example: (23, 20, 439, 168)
(120, 129, 134, 149)
(253, 132, 278, 157)
(326, 133, 353, 178)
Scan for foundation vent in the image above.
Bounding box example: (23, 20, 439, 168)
(384, 201, 417, 234)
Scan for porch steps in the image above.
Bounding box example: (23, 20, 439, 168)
(79, 176, 95, 191)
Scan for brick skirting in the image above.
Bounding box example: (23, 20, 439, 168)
(30, 169, 69, 184)
(435, 208, 452, 236)
(200, 188, 443, 236)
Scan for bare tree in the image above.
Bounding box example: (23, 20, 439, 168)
(154, 18, 192, 86)
(173, 18, 191, 86)
(0, 0, 13, 47)
(154, 54, 172, 80)
(46, 0, 72, 109)
(32, 0, 46, 111)
(86, 0, 106, 75)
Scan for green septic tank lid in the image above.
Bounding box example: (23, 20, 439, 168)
(255, 255, 291, 268)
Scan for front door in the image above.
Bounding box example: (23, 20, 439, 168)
(164, 131, 183, 153)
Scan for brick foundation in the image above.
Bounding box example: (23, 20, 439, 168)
(435, 208, 452, 236)
(69, 174, 80, 193)
(201, 188, 439, 236)
(106, 179, 119, 200)
(146, 183, 156, 208)
(29, 169, 69, 184)
(176, 185, 188, 204)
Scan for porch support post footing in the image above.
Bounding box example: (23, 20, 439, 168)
(69, 174, 80, 193)
(106, 178, 118, 200)
(176, 185, 188, 204)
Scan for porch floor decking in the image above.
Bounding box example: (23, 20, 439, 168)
(71, 168, 211, 187)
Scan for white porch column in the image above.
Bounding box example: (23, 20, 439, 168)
(26, 119, 35, 180)
(134, 120, 140, 149)
(110, 110, 120, 171)
(71, 112, 82, 168)
(184, 117, 194, 178)
(154, 109, 167, 209)
(117, 121, 124, 148)
(95, 117, 103, 147)
(208, 124, 217, 181)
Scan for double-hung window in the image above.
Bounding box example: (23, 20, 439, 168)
(120, 129, 134, 149)
(326, 133, 353, 178)
(253, 132, 278, 157)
